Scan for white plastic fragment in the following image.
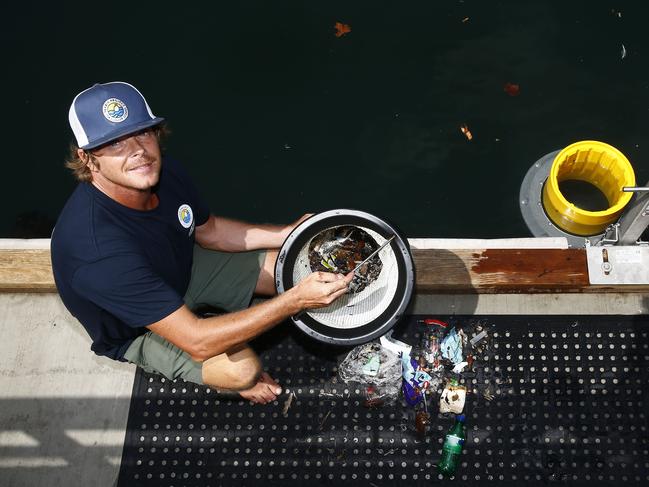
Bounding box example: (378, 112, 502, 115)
(380, 330, 412, 356)
(452, 361, 469, 373)
(470, 330, 488, 346)
(439, 383, 466, 414)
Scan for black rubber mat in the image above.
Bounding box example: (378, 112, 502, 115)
(117, 315, 649, 486)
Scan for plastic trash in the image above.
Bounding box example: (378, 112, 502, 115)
(338, 341, 402, 405)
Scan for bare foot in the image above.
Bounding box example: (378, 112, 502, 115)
(239, 371, 282, 404)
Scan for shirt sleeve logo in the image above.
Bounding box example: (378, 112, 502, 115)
(102, 98, 129, 122)
(177, 204, 194, 229)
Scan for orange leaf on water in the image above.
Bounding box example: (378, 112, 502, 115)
(334, 22, 351, 37)
(460, 124, 473, 141)
(503, 82, 520, 96)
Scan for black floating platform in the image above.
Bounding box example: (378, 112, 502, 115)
(117, 315, 649, 486)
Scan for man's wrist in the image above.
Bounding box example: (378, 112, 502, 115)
(280, 286, 304, 316)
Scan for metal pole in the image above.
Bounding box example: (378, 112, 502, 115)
(623, 186, 649, 192)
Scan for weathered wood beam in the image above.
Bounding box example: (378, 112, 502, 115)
(0, 249, 56, 292)
(1, 248, 648, 294)
(412, 248, 593, 293)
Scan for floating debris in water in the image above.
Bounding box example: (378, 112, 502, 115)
(462, 17, 470, 23)
(460, 123, 473, 141)
(309, 226, 383, 293)
(621, 44, 627, 59)
(503, 82, 520, 96)
(334, 22, 351, 37)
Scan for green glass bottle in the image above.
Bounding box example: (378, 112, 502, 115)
(437, 414, 466, 476)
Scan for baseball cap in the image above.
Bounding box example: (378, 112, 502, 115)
(68, 81, 165, 150)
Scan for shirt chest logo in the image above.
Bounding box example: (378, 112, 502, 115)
(177, 204, 194, 230)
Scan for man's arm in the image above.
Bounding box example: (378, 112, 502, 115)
(195, 214, 312, 252)
(147, 271, 352, 361)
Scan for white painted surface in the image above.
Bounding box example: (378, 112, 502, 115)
(412, 292, 649, 315)
(0, 237, 570, 250)
(407, 237, 569, 249)
(0, 238, 50, 249)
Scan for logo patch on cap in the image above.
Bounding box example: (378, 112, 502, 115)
(102, 98, 129, 122)
(177, 204, 194, 229)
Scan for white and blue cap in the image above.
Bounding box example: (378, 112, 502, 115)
(68, 81, 164, 150)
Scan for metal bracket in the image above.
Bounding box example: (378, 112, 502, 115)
(586, 245, 649, 284)
(593, 223, 619, 246)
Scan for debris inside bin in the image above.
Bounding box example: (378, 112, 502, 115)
(308, 226, 384, 293)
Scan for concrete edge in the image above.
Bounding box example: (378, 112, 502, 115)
(0, 237, 570, 251)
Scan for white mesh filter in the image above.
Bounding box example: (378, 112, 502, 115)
(292, 226, 399, 329)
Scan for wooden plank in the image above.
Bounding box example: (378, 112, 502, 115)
(0, 249, 56, 292)
(0, 248, 648, 294)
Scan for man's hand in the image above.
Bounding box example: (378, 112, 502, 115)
(291, 271, 354, 310)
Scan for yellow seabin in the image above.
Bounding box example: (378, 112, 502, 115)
(542, 140, 635, 236)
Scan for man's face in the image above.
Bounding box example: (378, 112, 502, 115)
(84, 128, 162, 193)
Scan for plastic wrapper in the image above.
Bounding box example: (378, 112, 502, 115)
(338, 341, 402, 405)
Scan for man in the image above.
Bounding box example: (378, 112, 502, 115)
(51, 81, 352, 404)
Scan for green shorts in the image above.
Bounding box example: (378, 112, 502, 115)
(123, 245, 266, 385)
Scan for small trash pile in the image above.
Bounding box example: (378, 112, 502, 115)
(332, 317, 494, 435)
(399, 318, 492, 438)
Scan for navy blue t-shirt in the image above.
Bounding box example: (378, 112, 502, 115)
(51, 156, 210, 360)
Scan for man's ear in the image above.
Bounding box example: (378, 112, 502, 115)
(78, 149, 98, 172)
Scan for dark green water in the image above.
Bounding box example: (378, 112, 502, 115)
(4, 0, 648, 238)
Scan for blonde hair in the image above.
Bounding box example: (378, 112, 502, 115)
(64, 124, 169, 182)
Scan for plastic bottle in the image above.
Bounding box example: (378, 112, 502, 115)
(437, 414, 466, 477)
